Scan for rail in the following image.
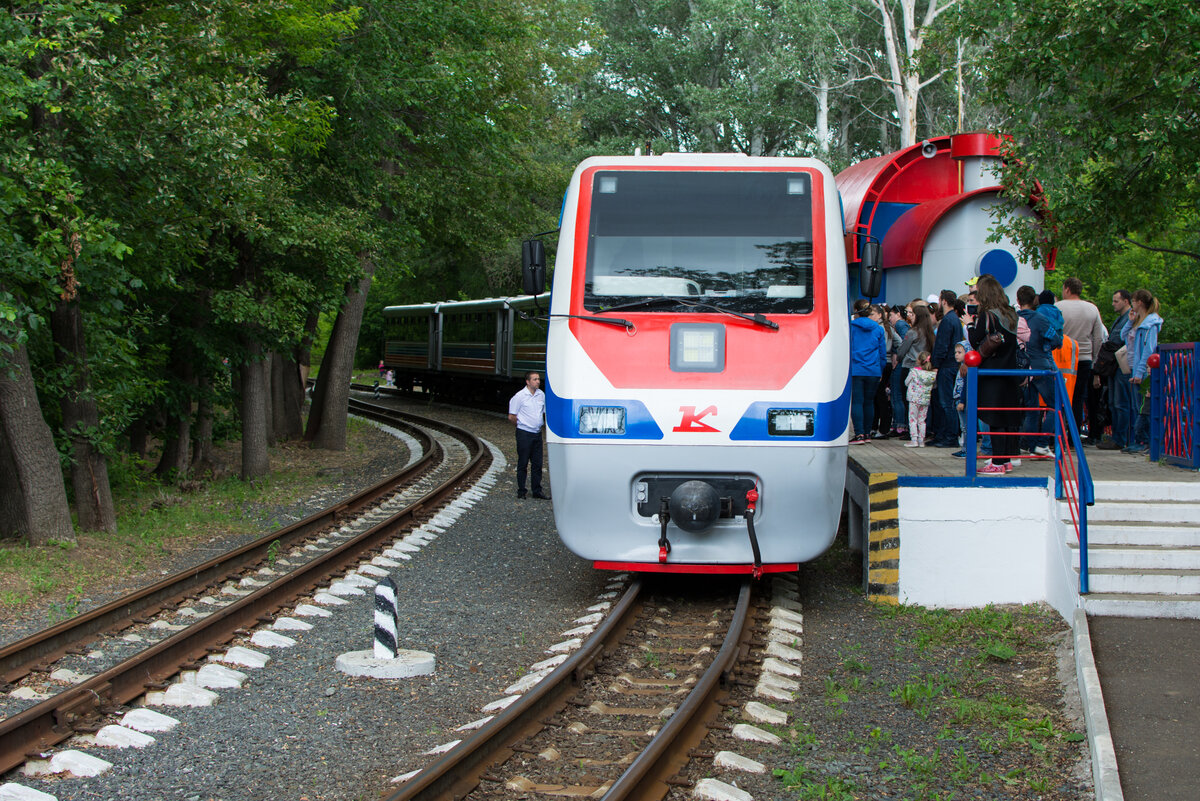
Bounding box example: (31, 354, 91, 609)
(1150, 342, 1200, 469)
(964, 366, 1095, 593)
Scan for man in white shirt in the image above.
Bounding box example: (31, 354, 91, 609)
(1057, 277, 1108, 442)
(508, 371, 548, 499)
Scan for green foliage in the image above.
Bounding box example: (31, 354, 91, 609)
(977, 0, 1200, 270)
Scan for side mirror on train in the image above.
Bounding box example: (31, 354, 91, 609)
(859, 240, 882, 299)
(522, 239, 546, 296)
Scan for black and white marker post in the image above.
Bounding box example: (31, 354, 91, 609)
(335, 574, 435, 678)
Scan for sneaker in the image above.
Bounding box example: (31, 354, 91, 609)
(904, 441, 920, 448)
(1032, 445, 1052, 456)
(977, 463, 1007, 476)
(1010, 459, 1022, 467)
(532, 491, 552, 500)
(849, 435, 868, 445)
(516, 491, 527, 499)
(1004, 461, 1015, 472)
(1122, 444, 1147, 454)
(951, 450, 965, 458)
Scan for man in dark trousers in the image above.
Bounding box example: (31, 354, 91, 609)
(508, 371, 549, 499)
(931, 289, 962, 447)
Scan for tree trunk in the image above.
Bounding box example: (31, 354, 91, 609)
(815, 77, 830, 154)
(263, 353, 276, 446)
(191, 373, 215, 474)
(273, 352, 305, 441)
(155, 343, 193, 480)
(50, 298, 116, 533)
(0, 338, 75, 545)
(240, 344, 271, 480)
(305, 256, 376, 450)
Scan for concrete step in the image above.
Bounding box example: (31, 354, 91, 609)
(1081, 567, 1200, 595)
(1079, 523, 1200, 548)
(1061, 500, 1200, 525)
(1081, 591, 1200, 619)
(1068, 544, 1200, 571)
(1092, 480, 1200, 502)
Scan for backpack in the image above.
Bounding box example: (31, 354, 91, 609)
(1037, 305, 1064, 352)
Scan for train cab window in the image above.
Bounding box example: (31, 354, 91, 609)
(583, 171, 814, 315)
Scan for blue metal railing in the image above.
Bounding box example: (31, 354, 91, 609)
(1150, 343, 1200, 469)
(964, 366, 1095, 593)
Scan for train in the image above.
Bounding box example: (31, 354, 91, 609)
(384, 153, 879, 575)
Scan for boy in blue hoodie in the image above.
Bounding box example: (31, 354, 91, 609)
(849, 305, 887, 443)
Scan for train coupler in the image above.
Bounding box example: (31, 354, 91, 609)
(744, 487, 763, 579)
(657, 498, 672, 563)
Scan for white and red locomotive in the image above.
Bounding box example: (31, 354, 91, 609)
(522, 153, 874, 575)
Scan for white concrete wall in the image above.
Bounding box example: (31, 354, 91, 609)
(898, 484, 1066, 610)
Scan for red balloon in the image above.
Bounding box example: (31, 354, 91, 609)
(1147, 353, 1161, 369)
(964, 350, 982, 367)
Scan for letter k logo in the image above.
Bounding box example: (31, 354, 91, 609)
(673, 405, 719, 433)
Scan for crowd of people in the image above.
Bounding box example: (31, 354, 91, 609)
(848, 275, 1164, 472)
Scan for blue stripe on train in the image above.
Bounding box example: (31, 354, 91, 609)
(728, 378, 851, 441)
(544, 377, 664, 440)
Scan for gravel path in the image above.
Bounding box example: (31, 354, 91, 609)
(6, 397, 612, 801)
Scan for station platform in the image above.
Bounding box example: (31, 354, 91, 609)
(845, 437, 1200, 801)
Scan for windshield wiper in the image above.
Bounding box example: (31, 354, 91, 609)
(593, 296, 779, 330)
(594, 296, 685, 314)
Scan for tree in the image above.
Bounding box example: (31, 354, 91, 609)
(977, 0, 1200, 262)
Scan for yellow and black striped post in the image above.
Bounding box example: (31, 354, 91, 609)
(866, 472, 900, 604)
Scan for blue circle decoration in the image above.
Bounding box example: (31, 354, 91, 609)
(978, 249, 1019, 287)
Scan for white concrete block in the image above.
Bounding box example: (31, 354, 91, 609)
(504, 669, 553, 695)
(765, 641, 803, 662)
(455, 716, 494, 732)
(340, 573, 376, 587)
(272, 617, 314, 631)
(560, 625, 595, 637)
(335, 649, 435, 678)
(194, 664, 248, 689)
(767, 628, 803, 647)
(759, 672, 800, 692)
(731, 723, 782, 744)
(358, 564, 390, 578)
(770, 607, 804, 625)
(587, 602, 612, 612)
(9, 688, 51, 701)
(693, 778, 753, 801)
(214, 646, 271, 668)
(120, 708, 179, 733)
(763, 657, 802, 678)
(250, 630, 297, 648)
(372, 557, 402, 568)
(573, 612, 604, 625)
(312, 592, 350, 606)
(768, 617, 803, 636)
(293, 603, 333, 617)
(49, 669, 93, 684)
(94, 725, 155, 749)
(529, 654, 568, 671)
(326, 582, 366, 597)
(743, 701, 787, 726)
(146, 683, 218, 708)
(422, 740, 460, 755)
(0, 782, 59, 801)
(481, 695, 521, 713)
(546, 638, 582, 654)
(148, 620, 186, 631)
(390, 769, 422, 784)
(714, 751, 765, 773)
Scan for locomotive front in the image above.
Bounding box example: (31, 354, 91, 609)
(541, 154, 851, 574)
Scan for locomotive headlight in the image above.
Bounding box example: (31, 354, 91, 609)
(767, 408, 815, 436)
(670, 323, 724, 372)
(579, 405, 626, 435)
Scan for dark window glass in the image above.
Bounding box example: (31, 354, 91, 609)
(584, 171, 814, 314)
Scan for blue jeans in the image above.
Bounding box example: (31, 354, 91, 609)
(851, 376, 880, 437)
(935, 367, 959, 444)
(890, 367, 908, 431)
(1108, 374, 1136, 447)
(1133, 385, 1150, 446)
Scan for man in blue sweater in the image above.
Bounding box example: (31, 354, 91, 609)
(930, 290, 961, 447)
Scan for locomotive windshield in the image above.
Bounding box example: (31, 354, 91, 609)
(583, 170, 814, 314)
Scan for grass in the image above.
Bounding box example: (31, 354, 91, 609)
(775, 587, 1086, 801)
(0, 417, 381, 624)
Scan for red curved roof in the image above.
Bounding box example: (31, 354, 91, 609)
(880, 188, 1000, 269)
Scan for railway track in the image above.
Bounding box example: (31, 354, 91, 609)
(0, 402, 490, 778)
(386, 575, 786, 801)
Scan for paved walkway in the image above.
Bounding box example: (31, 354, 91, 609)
(1089, 617, 1200, 801)
(848, 439, 1200, 799)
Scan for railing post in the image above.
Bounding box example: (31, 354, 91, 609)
(1150, 346, 1163, 462)
(1192, 344, 1200, 470)
(966, 365, 978, 477)
(1054, 372, 1064, 500)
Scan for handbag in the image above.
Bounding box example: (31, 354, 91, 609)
(1115, 345, 1130, 374)
(1094, 340, 1120, 378)
(978, 331, 1004, 358)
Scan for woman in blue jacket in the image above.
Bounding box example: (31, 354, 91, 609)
(1120, 289, 1163, 452)
(849, 306, 888, 443)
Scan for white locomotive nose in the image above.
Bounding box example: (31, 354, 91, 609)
(669, 480, 721, 533)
